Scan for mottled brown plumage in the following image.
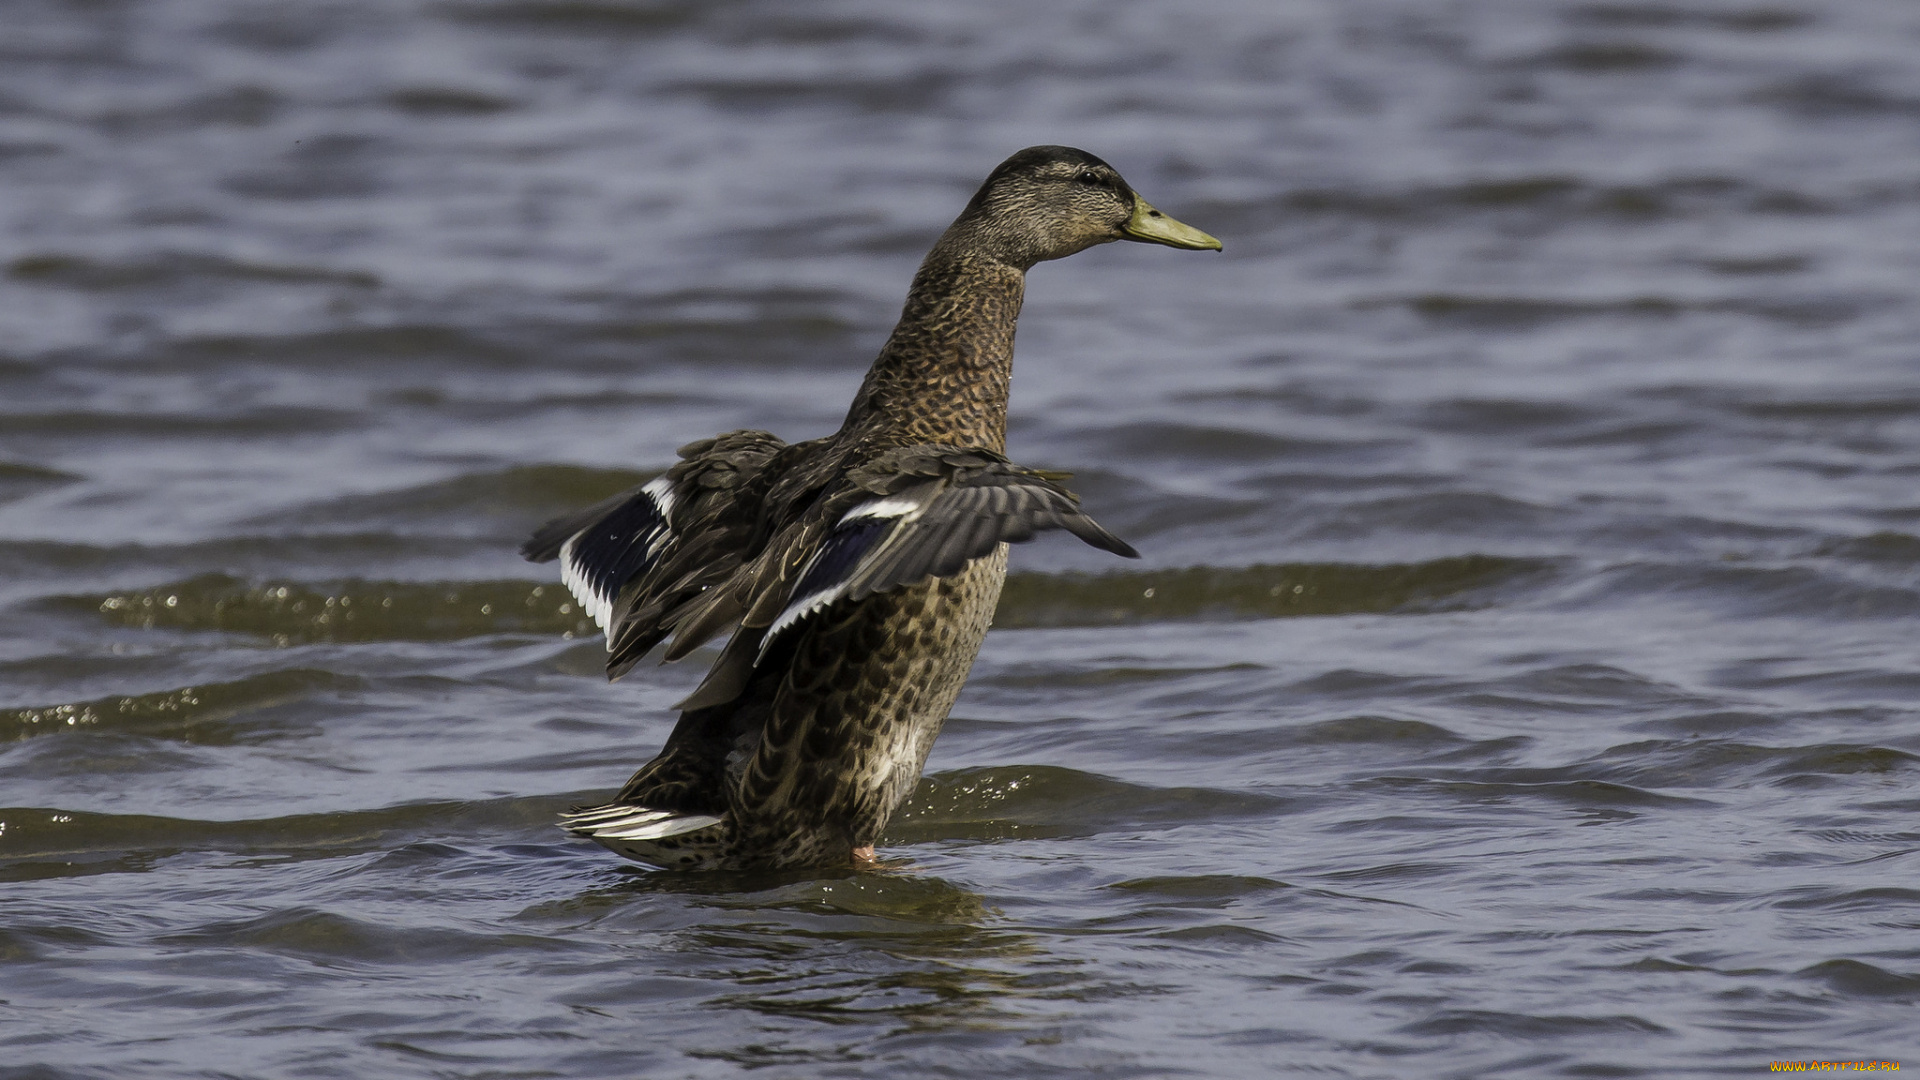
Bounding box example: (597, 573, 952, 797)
(523, 145, 1219, 870)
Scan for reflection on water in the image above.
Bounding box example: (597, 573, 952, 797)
(4, 0, 1920, 1075)
(529, 866, 1057, 1069)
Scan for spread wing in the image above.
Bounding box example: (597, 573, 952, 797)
(762, 463, 1135, 650)
(668, 445, 1137, 710)
(520, 429, 789, 679)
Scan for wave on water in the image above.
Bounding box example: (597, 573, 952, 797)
(890, 764, 1289, 844)
(266, 464, 658, 533)
(3, 668, 351, 744)
(0, 764, 1283, 890)
(0, 461, 82, 505)
(997, 556, 1546, 626)
(58, 575, 599, 643)
(51, 555, 1547, 644)
(0, 795, 565, 884)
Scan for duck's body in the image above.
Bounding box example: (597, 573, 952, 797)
(524, 146, 1219, 870)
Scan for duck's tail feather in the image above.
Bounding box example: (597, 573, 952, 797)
(561, 803, 723, 842)
(562, 803, 729, 869)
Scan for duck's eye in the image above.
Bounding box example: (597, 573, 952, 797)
(1075, 171, 1104, 186)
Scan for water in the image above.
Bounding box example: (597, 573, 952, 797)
(4, 0, 1919, 1075)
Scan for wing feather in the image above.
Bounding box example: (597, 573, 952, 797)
(520, 429, 789, 677)
(537, 476, 673, 641)
(754, 451, 1137, 659)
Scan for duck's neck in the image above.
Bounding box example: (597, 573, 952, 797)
(840, 242, 1026, 453)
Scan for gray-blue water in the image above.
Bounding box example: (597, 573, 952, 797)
(4, 1, 1919, 1076)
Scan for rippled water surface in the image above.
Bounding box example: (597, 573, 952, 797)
(5, 1, 1920, 1076)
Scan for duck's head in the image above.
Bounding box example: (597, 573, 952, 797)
(951, 145, 1222, 269)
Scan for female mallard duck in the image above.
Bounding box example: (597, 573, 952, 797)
(523, 145, 1220, 870)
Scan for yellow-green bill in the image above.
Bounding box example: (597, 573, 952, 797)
(1122, 196, 1222, 251)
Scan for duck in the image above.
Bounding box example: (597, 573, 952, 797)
(523, 145, 1220, 870)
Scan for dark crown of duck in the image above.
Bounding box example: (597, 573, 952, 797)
(942, 145, 1222, 268)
